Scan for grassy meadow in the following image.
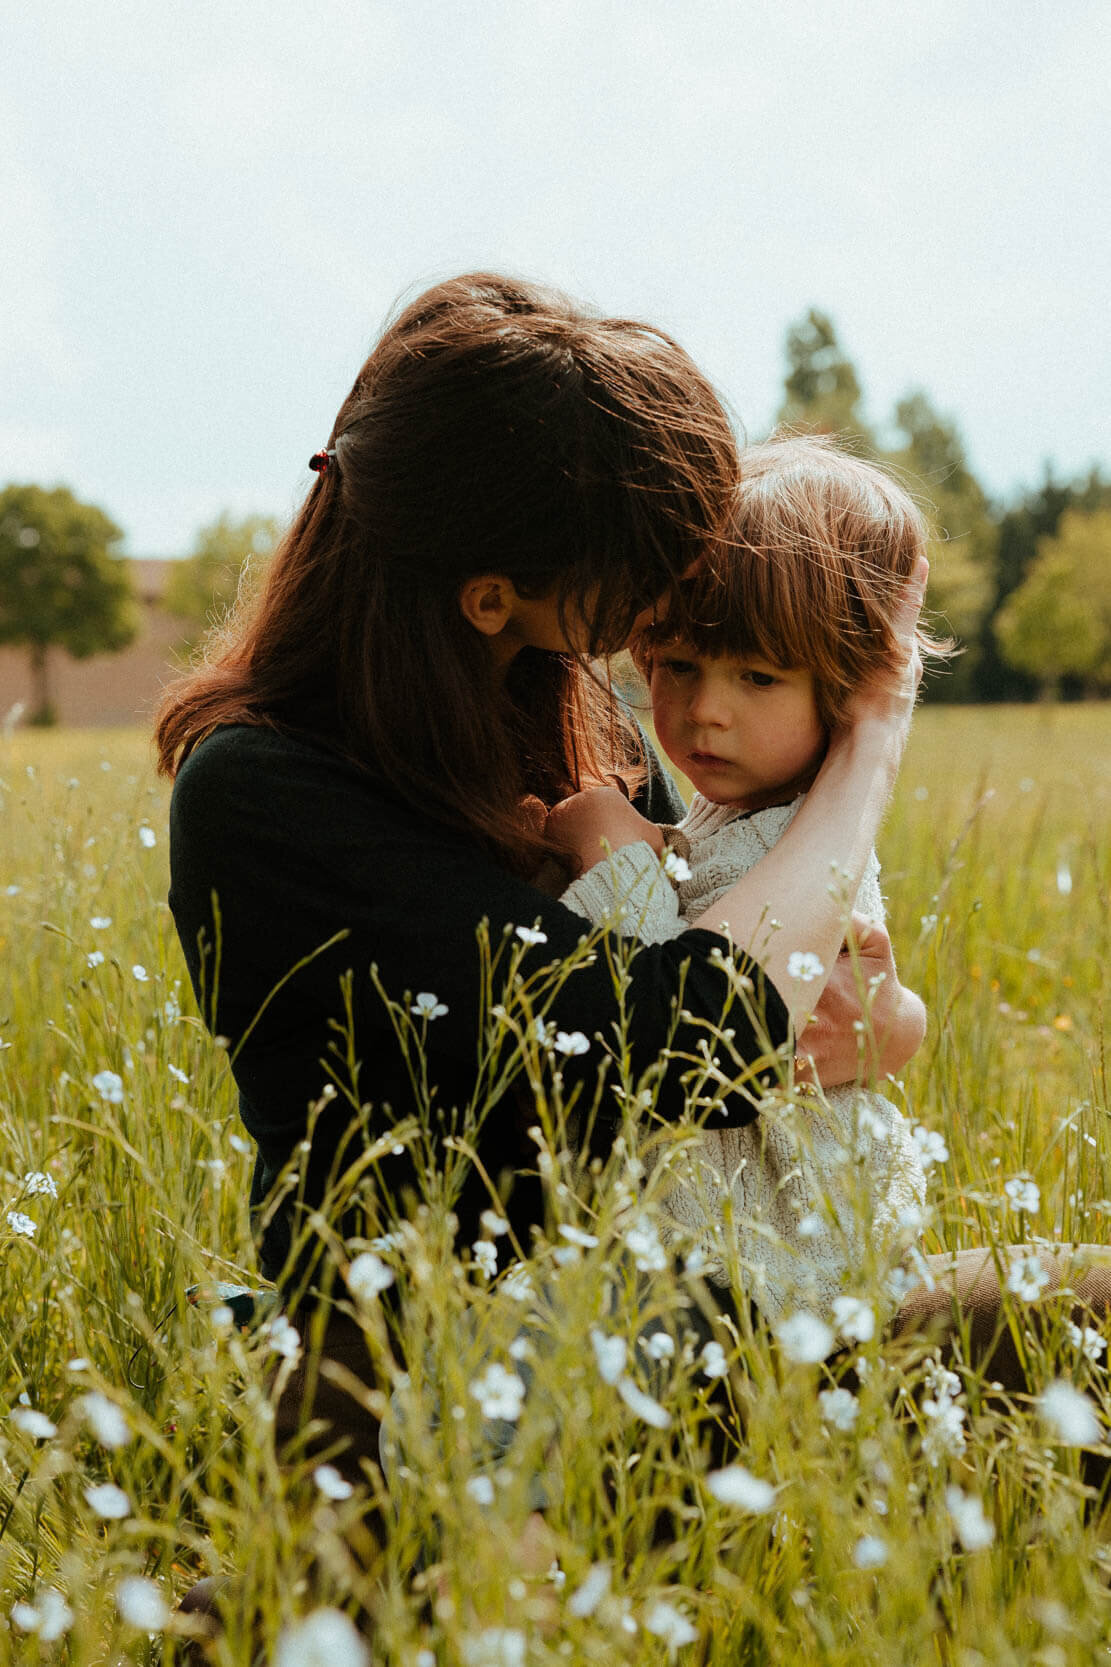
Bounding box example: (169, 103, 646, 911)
(0, 704, 1109, 1664)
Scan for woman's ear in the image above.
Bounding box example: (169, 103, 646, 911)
(458, 574, 517, 637)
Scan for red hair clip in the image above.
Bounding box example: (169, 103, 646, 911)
(308, 449, 336, 474)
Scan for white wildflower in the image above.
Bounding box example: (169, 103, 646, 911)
(410, 992, 448, 1020)
(560, 1224, 599, 1248)
(84, 1482, 131, 1519)
(314, 1464, 354, 1501)
(945, 1485, 995, 1550)
(274, 1608, 368, 1667)
(852, 1535, 888, 1569)
(131, 964, 149, 982)
(470, 1362, 526, 1422)
(856, 1101, 890, 1143)
(472, 1239, 498, 1279)
(887, 1264, 924, 1305)
(644, 1599, 698, 1651)
(777, 1311, 834, 1365)
(913, 1125, 949, 1169)
(922, 1399, 967, 1466)
(786, 950, 825, 982)
(346, 1252, 395, 1301)
(616, 1376, 671, 1428)
(1066, 1320, 1107, 1363)
(700, 1340, 729, 1379)
(166, 1063, 190, 1086)
(6, 1210, 36, 1238)
(460, 1627, 526, 1667)
(89, 915, 112, 930)
(138, 825, 157, 849)
(567, 1561, 611, 1617)
(11, 1407, 56, 1439)
(116, 1576, 170, 1629)
(501, 1264, 534, 1302)
(23, 1171, 57, 1198)
(642, 1330, 675, 1361)
(554, 1030, 590, 1056)
(86, 949, 105, 968)
(1006, 1254, 1051, 1301)
(1004, 1176, 1040, 1214)
(833, 1296, 875, 1342)
(465, 1474, 496, 1506)
(79, 1392, 131, 1448)
(480, 1210, 509, 1237)
(11, 1588, 74, 1641)
(514, 926, 548, 946)
(797, 1212, 825, 1238)
(663, 849, 691, 883)
(92, 1069, 124, 1104)
(924, 1357, 962, 1403)
(706, 1464, 776, 1512)
(1039, 1380, 1102, 1445)
(587, 1327, 625, 1384)
(818, 1386, 859, 1431)
(266, 1314, 303, 1361)
(625, 1214, 668, 1272)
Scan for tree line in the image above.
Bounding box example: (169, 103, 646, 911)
(1, 310, 1107, 722)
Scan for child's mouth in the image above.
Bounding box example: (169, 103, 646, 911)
(688, 751, 730, 768)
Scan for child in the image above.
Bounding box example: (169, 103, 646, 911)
(555, 435, 950, 1321)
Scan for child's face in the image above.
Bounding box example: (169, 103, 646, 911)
(650, 643, 826, 809)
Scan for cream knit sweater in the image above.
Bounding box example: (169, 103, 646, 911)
(561, 793, 926, 1321)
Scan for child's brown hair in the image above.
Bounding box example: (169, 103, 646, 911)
(635, 432, 952, 729)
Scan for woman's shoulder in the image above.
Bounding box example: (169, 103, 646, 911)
(175, 724, 368, 794)
(171, 723, 403, 835)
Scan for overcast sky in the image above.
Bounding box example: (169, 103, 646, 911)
(4, 0, 1108, 555)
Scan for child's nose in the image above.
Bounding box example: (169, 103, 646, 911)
(687, 684, 728, 727)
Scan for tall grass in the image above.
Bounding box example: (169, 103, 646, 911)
(0, 706, 1108, 1664)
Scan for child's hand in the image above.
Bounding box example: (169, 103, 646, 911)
(545, 787, 664, 874)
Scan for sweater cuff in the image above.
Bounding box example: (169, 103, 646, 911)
(560, 842, 683, 944)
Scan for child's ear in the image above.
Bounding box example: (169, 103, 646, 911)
(458, 574, 517, 638)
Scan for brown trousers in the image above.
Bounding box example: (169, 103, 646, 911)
(274, 1244, 1111, 1498)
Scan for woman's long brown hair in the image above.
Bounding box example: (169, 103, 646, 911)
(154, 273, 738, 873)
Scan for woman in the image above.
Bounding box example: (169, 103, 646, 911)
(156, 273, 946, 1495)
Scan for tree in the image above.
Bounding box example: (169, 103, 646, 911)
(885, 392, 999, 697)
(0, 484, 137, 725)
(976, 466, 1111, 700)
(776, 309, 876, 451)
(164, 513, 279, 645)
(994, 508, 1111, 696)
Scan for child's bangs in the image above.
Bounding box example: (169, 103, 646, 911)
(641, 542, 825, 672)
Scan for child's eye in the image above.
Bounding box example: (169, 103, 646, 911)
(743, 669, 778, 688)
(659, 657, 696, 677)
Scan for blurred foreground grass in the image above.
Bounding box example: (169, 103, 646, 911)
(0, 706, 1108, 1664)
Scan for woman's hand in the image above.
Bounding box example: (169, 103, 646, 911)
(794, 914, 926, 1088)
(835, 554, 929, 751)
(544, 787, 664, 873)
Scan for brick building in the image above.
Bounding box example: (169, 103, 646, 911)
(0, 559, 190, 729)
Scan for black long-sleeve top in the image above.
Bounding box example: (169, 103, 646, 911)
(168, 725, 789, 1289)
